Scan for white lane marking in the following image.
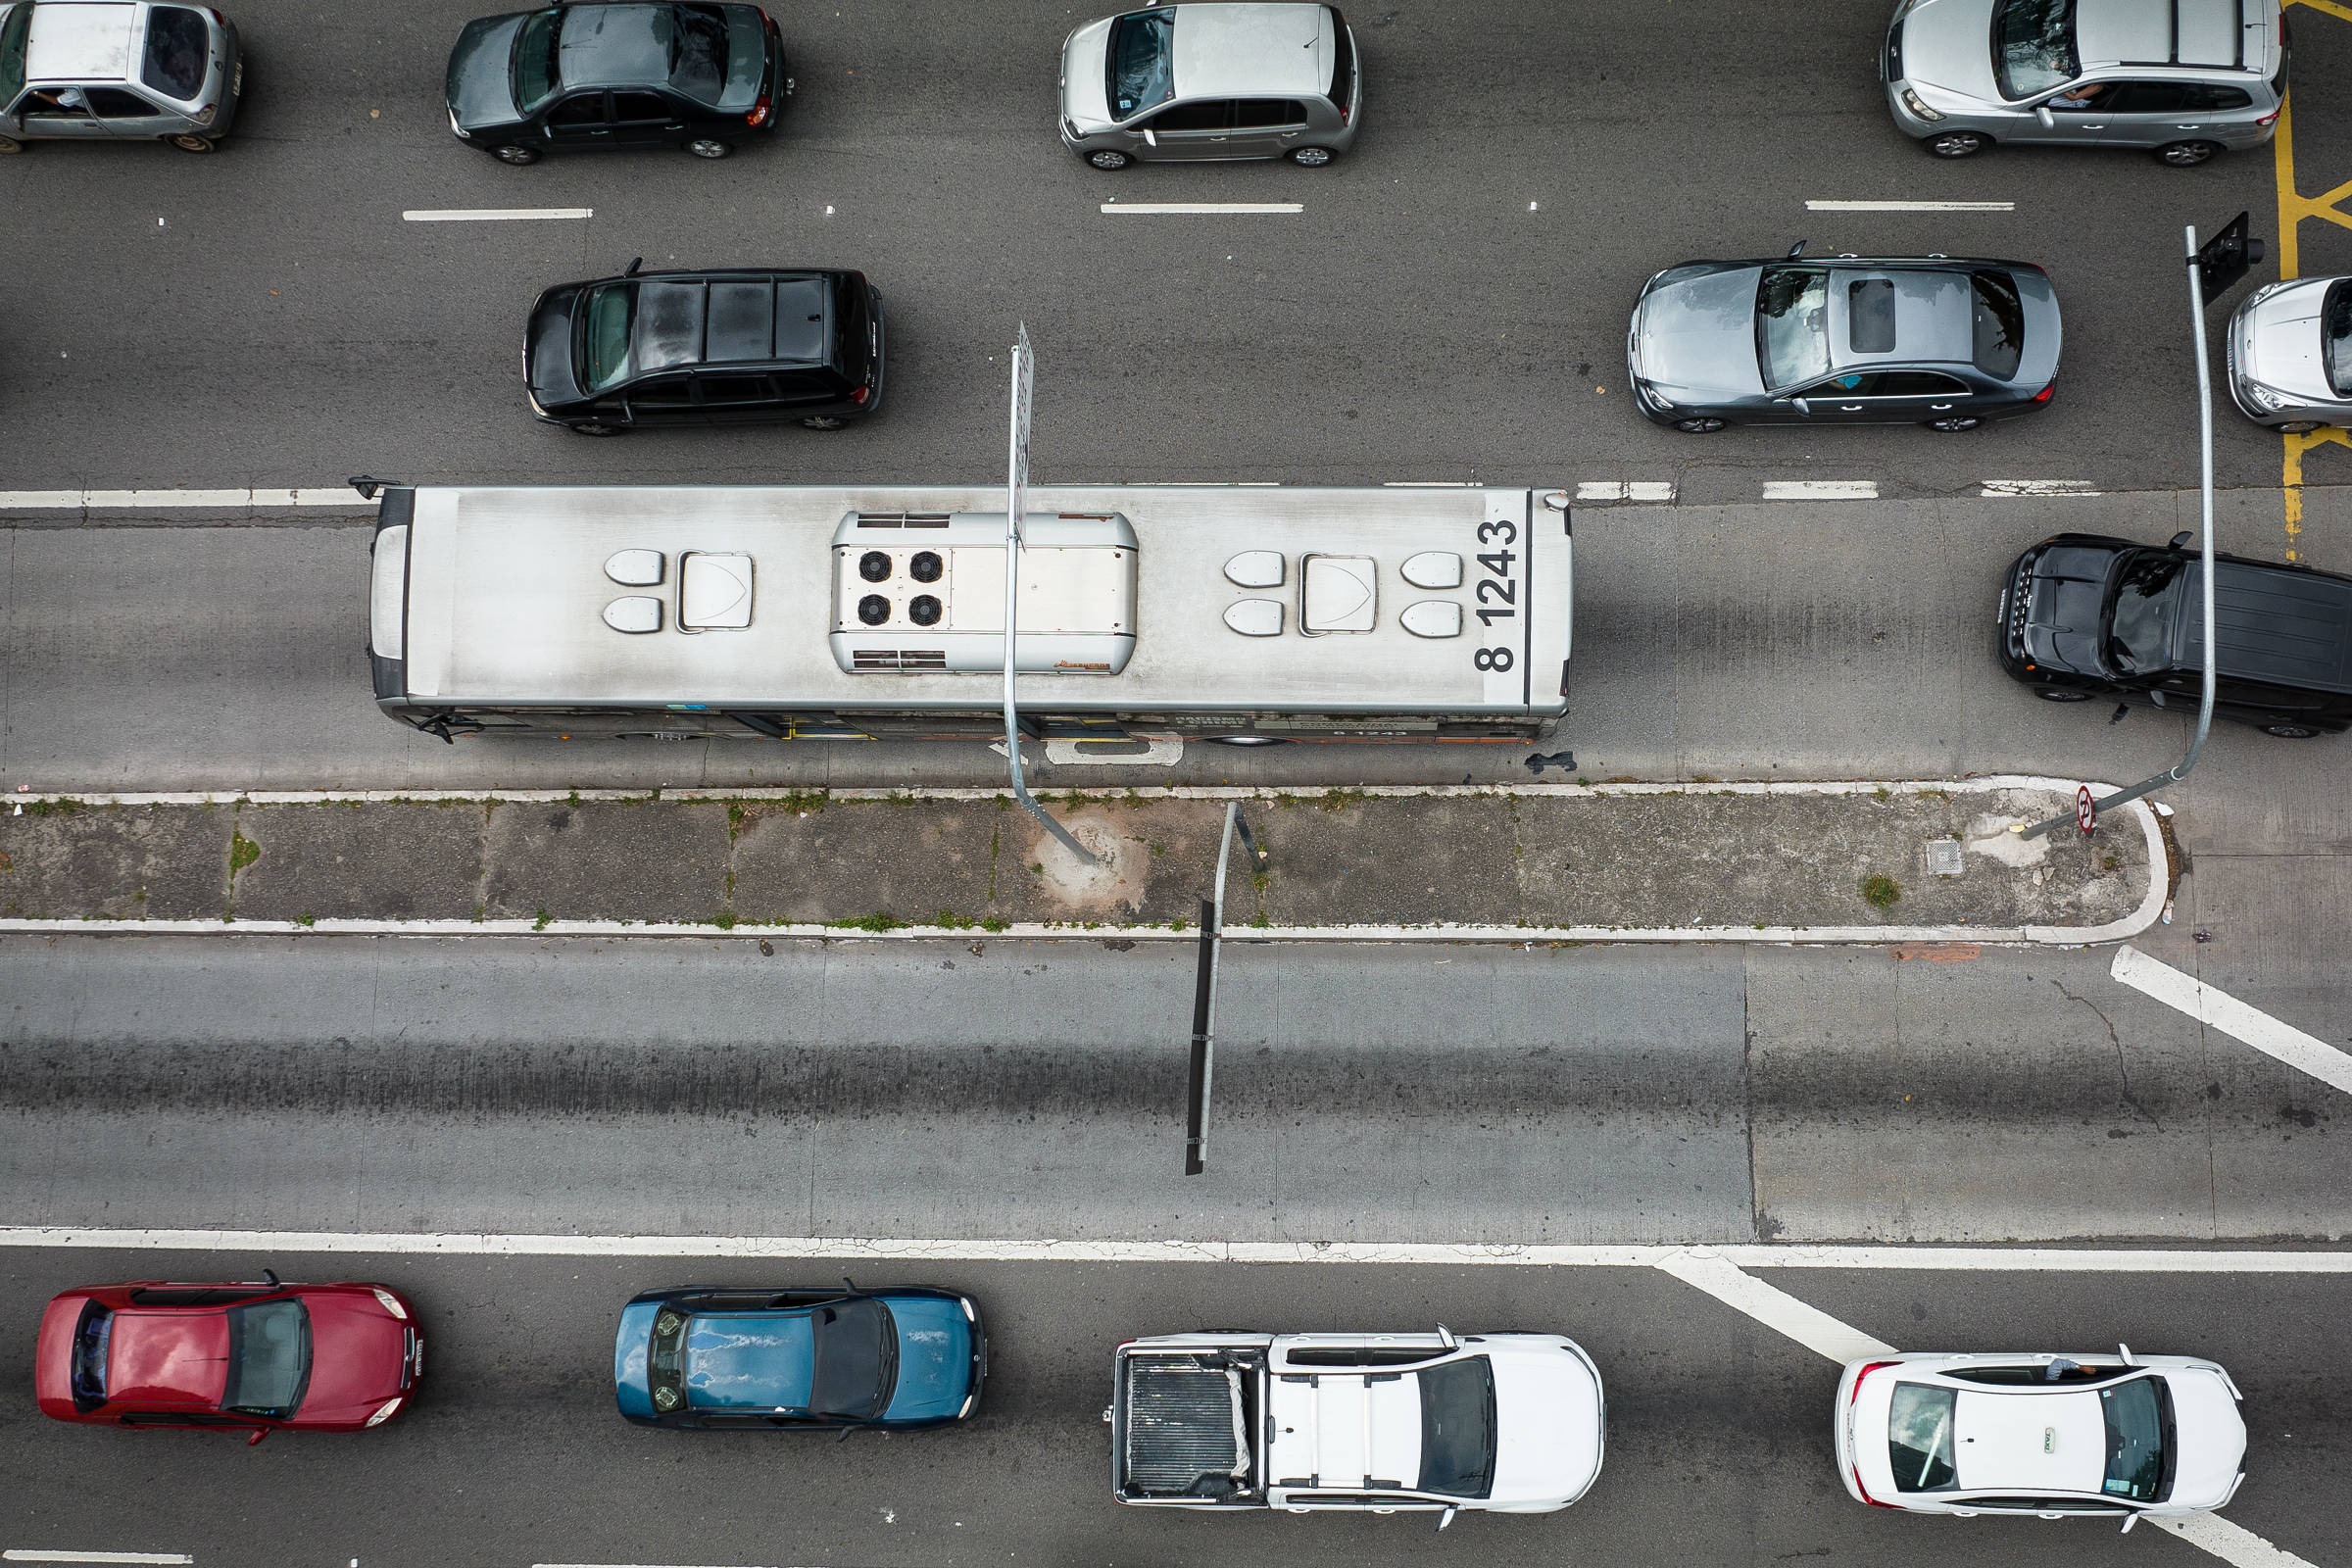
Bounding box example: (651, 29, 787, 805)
(2150, 1515, 2322, 1568)
(1980, 479, 2102, 497)
(1762, 480, 1879, 501)
(1576, 481, 1677, 502)
(2113, 946, 2352, 1098)
(1381, 479, 1477, 487)
(8, 1228, 2352, 1271)
(0, 488, 370, 511)
(4, 1554, 194, 1565)
(1118, 480, 1282, 486)
(1805, 199, 2016, 212)
(1100, 201, 1301, 215)
(400, 207, 592, 221)
(1652, 1251, 1896, 1362)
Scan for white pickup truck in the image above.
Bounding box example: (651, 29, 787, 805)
(1108, 1328, 1604, 1523)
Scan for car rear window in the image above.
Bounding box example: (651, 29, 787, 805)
(1107, 7, 1175, 120)
(2324, 279, 2352, 398)
(71, 1304, 113, 1412)
(1328, 8, 1353, 111)
(1970, 270, 2027, 379)
(666, 3, 730, 104)
(140, 6, 209, 100)
(1756, 266, 1831, 390)
(1887, 1383, 1958, 1492)
(1993, 0, 2079, 100)
(0, 3, 30, 106)
(582, 283, 638, 393)
(220, 1299, 311, 1419)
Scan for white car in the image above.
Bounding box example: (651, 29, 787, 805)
(1834, 1349, 2246, 1528)
(2229, 275, 2352, 433)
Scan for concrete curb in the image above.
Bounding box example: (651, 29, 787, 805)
(0, 776, 2163, 948)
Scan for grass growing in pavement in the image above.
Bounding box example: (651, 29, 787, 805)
(228, 831, 260, 875)
(1861, 875, 1901, 909)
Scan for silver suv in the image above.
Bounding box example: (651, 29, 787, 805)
(0, 0, 242, 154)
(1059, 3, 1359, 170)
(1884, 0, 2284, 166)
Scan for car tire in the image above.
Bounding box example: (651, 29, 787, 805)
(568, 421, 624, 437)
(168, 133, 219, 153)
(2277, 419, 2326, 434)
(2156, 140, 2220, 167)
(492, 143, 541, 165)
(1926, 129, 1987, 158)
(1290, 145, 1336, 166)
(2262, 722, 2322, 738)
(1087, 148, 1132, 170)
(0, 133, 26, 153)
(2034, 687, 2094, 702)
(1674, 416, 1729, 433)
(801, 415, 848, 430)
(687, 138, 731, 159)
(1925, 416, 1983, 431)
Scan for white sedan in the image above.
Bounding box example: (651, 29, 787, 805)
(1834, 1350, 2245, 1529)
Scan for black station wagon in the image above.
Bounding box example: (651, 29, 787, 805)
(445, 0, 787, 164)
(525, 264, 885, 433)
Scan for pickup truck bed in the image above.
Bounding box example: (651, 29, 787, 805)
(1117, 1349, 1260, 1501)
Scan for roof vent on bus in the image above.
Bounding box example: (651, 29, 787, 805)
(1401, 552, 1461, 589)
(605, 548, 664, 586)
(1224, 551, 1284, 588)
(1224, 599, 1284, 637)
(854, 512, 953, 529)
(679, 552, 754, 631)
(858, 550, 892, 582)
(1400, 601, 1463, 639)
(1300, 554, 1377, 635)
(603, 596, 662, 634)
(909, 551, 944, 583)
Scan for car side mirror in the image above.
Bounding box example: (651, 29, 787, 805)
(262, 1268, 279, 1287)
(2035, 105, 2056, 127)
(245, 1428, 269, 1446)
(2120, 1513, 2139, 1534)
(2170, 530, 2194, 550)
(1436, 1324, 1456, 1349)
(624, 257, 643, 276)
(836, 1425, 855, 1444)
(2118, 1343, 2134, 1365)
(1437, 1506, 1457, 1532)
(1140, 127, 1156, 146)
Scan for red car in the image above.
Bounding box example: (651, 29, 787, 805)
(35, 1273, 421, 1441)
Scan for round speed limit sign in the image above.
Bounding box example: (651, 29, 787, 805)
(2076, 785, 2096, 836)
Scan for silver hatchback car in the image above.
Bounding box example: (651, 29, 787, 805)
(0, 0, 241, 154)
(1885, 0, 2284, 167)
(1059, 3, 1359, 170)
(2228, 275, 2352, 432)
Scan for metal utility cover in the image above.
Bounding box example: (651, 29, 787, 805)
(1925, 838, 1964, 877)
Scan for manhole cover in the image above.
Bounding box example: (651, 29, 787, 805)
(1925, 839, 1964, 878)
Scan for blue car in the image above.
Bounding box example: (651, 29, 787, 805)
(613, 1282, 984, 1431)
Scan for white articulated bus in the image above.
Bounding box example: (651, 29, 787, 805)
(367, 483, 1572, 745)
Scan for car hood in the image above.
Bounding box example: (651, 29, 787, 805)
(1487, 1343, 1604, 1507)
(1636, 266, 1768, 403)
(2164, 1369, 2247, 1509)
(446, 12, 524, 129)
(2017, 542, 2121, 675)
(1059, 18, 1114, 128)
(526, 283, 586, 409)
(879, 1296, 975, 1423)
(1898, 0, 2004, 100)
(296, 1293, 406, 1424)
(2236, 279, 2339, 404)
(107, 1309, 230, 1407)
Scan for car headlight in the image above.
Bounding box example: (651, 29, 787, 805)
(959, 1297, 977, 1321)
(1900, 87, 1944, 122)
(447, 106, 470, 140)
(2242, 380, 2289, 412)
(957, 1391, 976, 1419)
(371, 1288, 407, 1319)
(364, 1396, 404, 1428)
(1636, 379, 1675, 411)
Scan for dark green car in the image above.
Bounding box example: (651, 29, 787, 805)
(444, 0, 788, 165)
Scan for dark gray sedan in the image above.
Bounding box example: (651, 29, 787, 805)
(1626, 253, 2061, 433)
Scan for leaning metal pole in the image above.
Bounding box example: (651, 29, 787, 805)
(1001, 324, 1098, 864)
(2023, 225, 2219, 839)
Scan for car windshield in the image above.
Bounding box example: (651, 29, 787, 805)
(1972, 271, 2027, 379)
(1994, 0, 2079, 100)
(71, 1305, 113, 1404)
(220, 1299, 311, 1418)
(514, 8, 564, 112)
(1888, 1383, 1959, 1491)
(666, 3, 730, 103)
(581, 283, 638, 393)
(1107, 7, 1175, 120)
(809, 1298, 896, 1419)
(2102, 1378, 2170, 1501)
(2324, 279, 2352, 399)
(2106, 551, 2186, 675)
(1757, 266, 1831, 390)
(0, 2, 32, 105)
(1415, 1356, 1497, 1498)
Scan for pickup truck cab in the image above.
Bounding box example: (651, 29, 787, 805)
(1109, 1329, 1604, 1521)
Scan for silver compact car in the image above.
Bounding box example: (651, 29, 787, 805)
(2229, 274, 2352, 432)
(1059, 3, 1359, 170)
(0, 0, 241, 154)
(1835, 1350, 2247, 1526)
(1628, 251, 2061, 433)
(1884, 0, 2285, 166)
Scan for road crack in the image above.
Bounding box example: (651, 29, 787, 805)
(2053, 979, 2162, 1130)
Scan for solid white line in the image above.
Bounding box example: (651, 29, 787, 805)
(1100, 201, 1300, 215)
(1652, 1252, 1896, 1362)
(4, 1554, 194, 1565)
(401, 207, 592, 221)
(1980, 479, 2102, 497)
(0, 488, 370, 511)
(1575, 481, 1678, 502)
(1762, 480, 1879, 501)
(2112, 947, 2352, 1098)
(1805, 199, 2015, 212)
(2149, 1514, 2322, 1568)
(1381, 480, 1477, 487)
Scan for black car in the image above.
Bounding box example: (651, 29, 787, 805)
(445, 1, 787, 164)
(1627, 252, 2061, 433)
(526, 263, 884, 433)
(2000, 532, 2352, 737)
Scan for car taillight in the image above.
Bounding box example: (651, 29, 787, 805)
(1849, 1361, 1897, 1406)
(747, 96, 771, 127)
(2257, 108, 2279, 126)
(851, 385, 870, 406)
(2034, 380, 2055, 403)
(1855, 1466, 1899, 1508)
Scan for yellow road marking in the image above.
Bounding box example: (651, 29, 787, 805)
(2272, 10, 2352, 552)
(2290, 0, 2352, 22)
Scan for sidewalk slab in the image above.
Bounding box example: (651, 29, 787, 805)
(0, 801, 230, 920)
(229, 801, 483, 922)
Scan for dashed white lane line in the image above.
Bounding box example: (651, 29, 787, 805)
(1100, 201, 1301, 215)
(2113, 946, 2352, 1099)
(1761, 480, 1879, 501)
(0, 488, 368, 510)
(1805, 199, 2016, 212)
(400, 207, 593, 221)
(3, 1554, 193, 1565)
(2150, 1515, 2324, 1568)
(1981, 479, 2102, 497)
(1577, 481, 1677, 502)
(1652, 1251, 1895, 1362)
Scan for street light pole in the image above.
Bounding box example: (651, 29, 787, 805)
(2022, 224, 2220, 839)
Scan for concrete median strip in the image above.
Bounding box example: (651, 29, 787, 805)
(0, 777, 2163, 945)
